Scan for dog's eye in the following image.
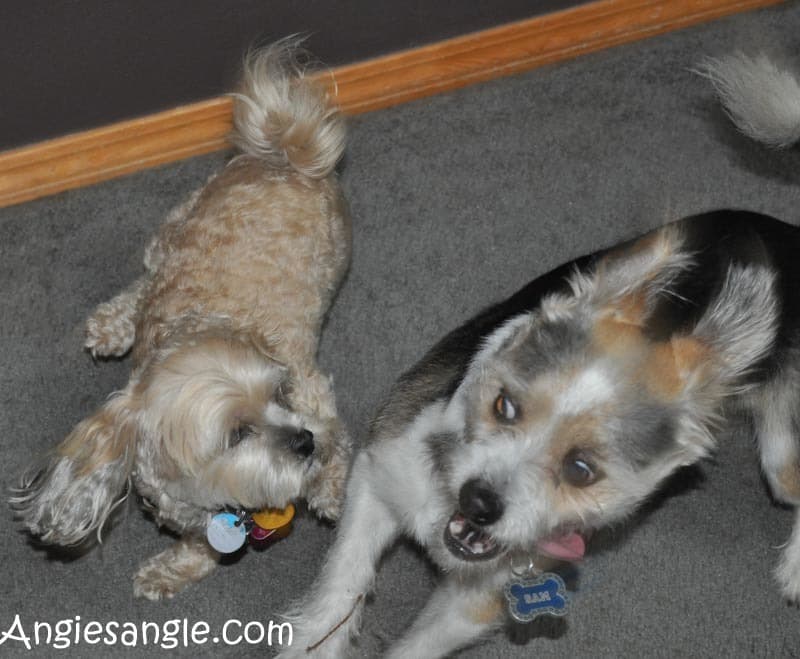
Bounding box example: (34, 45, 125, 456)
(229, 423, 255, 448)
(562, 449, 598, 487)
(493, 392, 518, 422)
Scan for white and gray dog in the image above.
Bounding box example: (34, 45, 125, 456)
(11, 41, 352, 600)
(281, 53, 800, 657)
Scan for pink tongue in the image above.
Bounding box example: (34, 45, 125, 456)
(536, 532, 585, 561)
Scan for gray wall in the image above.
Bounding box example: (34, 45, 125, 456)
(1, 0, 587, 151)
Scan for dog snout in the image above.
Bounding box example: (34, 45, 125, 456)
(458, 478, 504, 526)
(289, 428, 315, 458)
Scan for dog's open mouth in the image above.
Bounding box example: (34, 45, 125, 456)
(444, 512, 588, 564)
(443, 512, 502, 561)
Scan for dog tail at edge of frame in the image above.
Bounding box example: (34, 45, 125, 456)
(229, 37, 346, 179)
(695, 51, 800, 149)
(695, 51, 800, 148)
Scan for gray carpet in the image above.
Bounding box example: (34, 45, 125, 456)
(3, 3, 800, 657)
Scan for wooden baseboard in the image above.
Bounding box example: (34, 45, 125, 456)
(0, 0, 784, 208)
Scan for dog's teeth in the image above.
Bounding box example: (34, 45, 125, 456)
(444, 515, 500, 560)
(449, 518, 465, 535)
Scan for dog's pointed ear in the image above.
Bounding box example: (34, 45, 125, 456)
(580, 224, 694, 327)
(10, 386, 140, 546)
(647, 264, 779, 465)
(579, 224, 777, 371)
(691, 264, 779, 384)
(580, 226, 778, 467)
(472, 227, 698, 375)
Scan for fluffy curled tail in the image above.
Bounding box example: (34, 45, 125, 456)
(229, 38, 345, 179)
(696, 52, 800, 148)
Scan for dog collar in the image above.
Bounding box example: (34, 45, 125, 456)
(206, 504, 295, 554)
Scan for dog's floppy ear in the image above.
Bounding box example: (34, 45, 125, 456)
(11, 386, 140, 546)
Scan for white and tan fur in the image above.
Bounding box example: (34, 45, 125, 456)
(279, 54, 800, 658)
(697, 50, 800, 602)
(12, 40, 352, 600)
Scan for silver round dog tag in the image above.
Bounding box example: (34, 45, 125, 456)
(206, 512, 247, 554)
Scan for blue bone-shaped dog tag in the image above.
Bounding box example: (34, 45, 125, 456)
(503, 573, 569, 623)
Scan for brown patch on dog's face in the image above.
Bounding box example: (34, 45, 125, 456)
(639, 342, 685, 400)
(592, 312, 647, 359)
(547, 413, 605, 464)
(670, 336, 709, 374)
(612, 290, 649, 327)
(591, 289, 655, 362)
(591, 291, 712, 405)
(639, 336, 710, 402)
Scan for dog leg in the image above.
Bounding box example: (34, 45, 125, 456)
(386, 576, 504, 659)
(132, 534, 219, 600)
(776, 508, 800, 603)
(750, 375, 800, 506)
(279, 451, 400, 658)
(85, 277, 148, 358)
(83, 190, 200, 360)
(750, 376, 800, 601)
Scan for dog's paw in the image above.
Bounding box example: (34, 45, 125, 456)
(133, 539, 218, 600)
(85, 302, 136, 358)
(305, 433, 351, 521)
(133, 560, 188, 601)
(307, 488, 344, 521)
(777, 567, 800, 606)
(776, 545, 800, 606)
(779, 580, 800, 607)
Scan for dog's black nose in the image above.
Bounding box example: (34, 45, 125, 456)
(458, 478, 504, 526)
(290, 429, 315, 458)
